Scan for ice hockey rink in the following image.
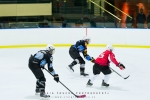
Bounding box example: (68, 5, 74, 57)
(0, 47, 150, 100)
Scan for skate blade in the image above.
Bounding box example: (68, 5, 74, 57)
(40, 96, 50, 100)
(80, 75, 89, 78)
(66, 66, 74, 73)
(35, 93, 40, 95)
(101, 85, 109, 87)
(86, 84, 92, 87)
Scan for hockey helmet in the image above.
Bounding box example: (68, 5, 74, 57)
(83, 36, 91, 44)
(106, 44, 114, 51)
(46, 44, 55, 55)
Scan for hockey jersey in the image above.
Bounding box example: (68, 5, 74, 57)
(73, 40, 87, 52)
(32, 50, 55, 75)
(95, 50, 119, 66)
(73, 40, 92, 61)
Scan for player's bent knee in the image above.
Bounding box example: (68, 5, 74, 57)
(78, 57, 85, 64)
(93, 70, 100, 75)
(80, 64, 85, 68)
(93, 73, 100, 75)
(75, 59, 79, 64)
(39, 77, 46, 82)
(104, 70, 112, 75)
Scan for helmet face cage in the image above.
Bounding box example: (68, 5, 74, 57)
(85, 39, 91, 44)
(48, 47, 55, 54)
(106, 44, 114, 51)
(83, 36, 91, 44)
(46, 44, 55, 55)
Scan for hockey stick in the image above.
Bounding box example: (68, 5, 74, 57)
(110, 67, 130, 79)
(44, 68, 86, 98)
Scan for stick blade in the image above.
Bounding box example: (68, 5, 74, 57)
(124, 75, 130, 79)
(77, 95, 86, 98)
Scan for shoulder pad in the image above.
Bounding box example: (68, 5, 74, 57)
(40, 50, 47, 54)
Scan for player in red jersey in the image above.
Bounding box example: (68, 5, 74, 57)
(86, 44, 125, 87)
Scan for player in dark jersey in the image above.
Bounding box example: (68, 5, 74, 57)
(86, 44, 125, 87)
(28, 44, 59, 98)
(67, 36, 95, 77)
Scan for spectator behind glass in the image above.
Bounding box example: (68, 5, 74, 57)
(62, 19, 67, 28)
(147, 11, 150, 28)
(136, 8, 146, 28)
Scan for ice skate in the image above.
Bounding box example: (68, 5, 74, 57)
(35, 88, 40, 95)
(101, 80, 109, 87)
(80, 67, 89, 77)
(40, 91, 50, 99)
(80, 72, 89, 77)
(86, 79, 93, 86)
(66, 64, 74, 73)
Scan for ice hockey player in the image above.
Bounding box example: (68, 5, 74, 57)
(28, 44, 59, 98)
(86, 44, 125, 87)
(67, 36, 95, 77)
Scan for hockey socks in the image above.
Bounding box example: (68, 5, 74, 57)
(80, 68, 89, 76)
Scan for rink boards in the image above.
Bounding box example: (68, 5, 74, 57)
(0, 28, 150, 48)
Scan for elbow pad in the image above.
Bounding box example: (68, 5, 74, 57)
(90, 57, 95, 63)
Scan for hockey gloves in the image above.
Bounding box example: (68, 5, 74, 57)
(54, 74, 59, 83)
(118, 63, 125, 70)
(90, 57, 95, 63)
(85, 55, 95, 63)
(85, 55, 91, 61)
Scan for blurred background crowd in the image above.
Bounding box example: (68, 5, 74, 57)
(0, 0, 150, 29)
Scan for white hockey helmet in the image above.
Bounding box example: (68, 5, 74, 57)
(106, 44, 114, 51)
(46, 44, 55, 55)
(83, 36, 91, 44)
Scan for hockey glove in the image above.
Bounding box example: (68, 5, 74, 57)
(54, 74, 59, 83)
(85, 55, 91, 61)
(118, 63, 125, 70)
(90, 57, 95, 63)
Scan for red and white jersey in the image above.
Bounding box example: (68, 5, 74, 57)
(95, 50, 119, 66)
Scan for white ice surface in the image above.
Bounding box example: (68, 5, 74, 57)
(0, 47, 150, 100)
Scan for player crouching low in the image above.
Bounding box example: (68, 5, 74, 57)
(67, 36, 95, 77)
(86, 44, 125, 87)
(28, 44, 59, 99)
